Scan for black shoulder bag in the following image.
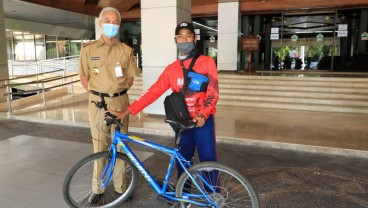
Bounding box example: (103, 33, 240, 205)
(164, 55, 199, 129)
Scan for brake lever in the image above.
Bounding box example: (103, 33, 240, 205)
(91, 101, 107, 109)
(104, 112, 117, 126)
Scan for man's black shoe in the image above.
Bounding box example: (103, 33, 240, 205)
(88, 193, 104, 204)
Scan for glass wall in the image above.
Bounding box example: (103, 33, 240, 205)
(5, 30, 90, 61)
(46, 36, 57, 59)
(249, 8, 368, 72)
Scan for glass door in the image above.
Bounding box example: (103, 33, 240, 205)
(270, 11, 340, 70)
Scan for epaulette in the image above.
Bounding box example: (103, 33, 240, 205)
(82, 40, 96, 48)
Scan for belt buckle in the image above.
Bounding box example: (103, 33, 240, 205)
(108, 93, 114, 97)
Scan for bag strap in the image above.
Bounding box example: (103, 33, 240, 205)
(180, 55, 200, 94)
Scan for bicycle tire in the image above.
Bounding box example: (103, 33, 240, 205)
(176, 161, 259, 208)
(63, 151, 138, 208)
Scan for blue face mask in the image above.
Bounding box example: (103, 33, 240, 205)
(102, 24, 119, 38)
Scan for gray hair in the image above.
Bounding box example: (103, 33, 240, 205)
(99, 7, 121, 23)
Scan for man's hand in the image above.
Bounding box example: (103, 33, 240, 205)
(193, 112, 206, 127)
(108, 108, 130, 119)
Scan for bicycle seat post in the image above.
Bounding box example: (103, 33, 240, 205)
(175, 129, 184, 148)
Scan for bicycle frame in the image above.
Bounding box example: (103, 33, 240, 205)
(99, 129, 217, 207)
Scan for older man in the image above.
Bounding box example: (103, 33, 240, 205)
(78, 7, 139, 203)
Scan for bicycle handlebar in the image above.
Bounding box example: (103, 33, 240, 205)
(92, 95, 197, 133)
(92, 95, 125, 130)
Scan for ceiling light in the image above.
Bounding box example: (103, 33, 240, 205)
(192, 21, 218, 32)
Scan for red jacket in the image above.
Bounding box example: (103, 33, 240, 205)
(129, 55, 219, 118)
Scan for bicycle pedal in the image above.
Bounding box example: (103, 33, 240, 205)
(156, 195, 174, 206)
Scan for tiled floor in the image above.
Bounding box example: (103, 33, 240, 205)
(0, 135, 90, 208)
(0, 135, 153, 208)
(10, 102, 368, 156)
(1, 105, 368, 207)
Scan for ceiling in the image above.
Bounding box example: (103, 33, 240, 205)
(3, 0, 368, 35)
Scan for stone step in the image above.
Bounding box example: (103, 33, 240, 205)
(219, 94, 368, 107)
(217, 100, 368, 114)
(220, 89, 368, 100)
(219, 79, 368, 87)
(218, 74, 368, 82)
(219, 84, 368, 93)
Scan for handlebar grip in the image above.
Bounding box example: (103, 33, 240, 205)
(105, 112, 124, 129)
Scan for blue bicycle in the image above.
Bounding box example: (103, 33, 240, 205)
(62, 96, 259, 208)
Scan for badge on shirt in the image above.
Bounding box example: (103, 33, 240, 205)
(115, 62, 123, 77)
(91, 57, 100, 60)
(93, 68, 100, 75)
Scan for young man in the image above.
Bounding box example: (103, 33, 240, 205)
(110, 22, 219, 181)
(78, 7, 139, 203)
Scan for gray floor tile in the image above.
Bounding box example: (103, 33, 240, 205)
(0, 135, 154, 207)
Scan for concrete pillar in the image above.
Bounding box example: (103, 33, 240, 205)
(0, 1, 9, 102)
(141, 0, 191, 115)
(94, 18, 102, 40)
(217, 1, 240, 71)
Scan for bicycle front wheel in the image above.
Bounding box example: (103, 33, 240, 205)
(63, 151, 138, 208)
(176, 161, 259, 208)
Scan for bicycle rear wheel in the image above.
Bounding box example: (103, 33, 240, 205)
(176, 161, 259, 208)
(63, 151, 138, 208)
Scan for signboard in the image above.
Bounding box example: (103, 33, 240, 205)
(291, 34, 298, 42)
(241, 36, 260, 51)
(270, 33, 279, 40)
(271, 27, 279, 34)
(338, 24, 348, 31)
(316, 34, 323, 41)
(209, 36, 216, 43)
(195, 29, 200, 40)
(338, 31, 348, 37)
(362, 32, 368, 40)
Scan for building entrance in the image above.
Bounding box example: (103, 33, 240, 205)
(264, 8, 368, 72)
(270, 11, 341, 71)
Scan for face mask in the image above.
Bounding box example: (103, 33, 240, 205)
(177, 42, 195, 55)
(102, 24, 119, 38)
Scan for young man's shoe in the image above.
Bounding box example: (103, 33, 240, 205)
(88, 193, 104, 204)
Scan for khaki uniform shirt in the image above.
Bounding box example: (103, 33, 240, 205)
(78, 37, 139, 93)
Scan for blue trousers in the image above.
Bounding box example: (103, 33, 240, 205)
(176, 115, 218, 178)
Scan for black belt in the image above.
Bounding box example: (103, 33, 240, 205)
(91, 89, 127, 98)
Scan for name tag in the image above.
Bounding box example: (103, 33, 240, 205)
(115, 62, 123, 77)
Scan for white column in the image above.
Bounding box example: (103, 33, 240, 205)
(94, 17, 102, 39)
(141, 0, 191, 115)
(217, 2, 240, 71)
(0, 1, 9, 102)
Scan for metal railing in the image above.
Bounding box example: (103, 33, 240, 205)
(7, 55, 79, 77)
(2, 73, 79, 114)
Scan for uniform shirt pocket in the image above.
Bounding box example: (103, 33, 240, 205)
(89, 59, 103, 75)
